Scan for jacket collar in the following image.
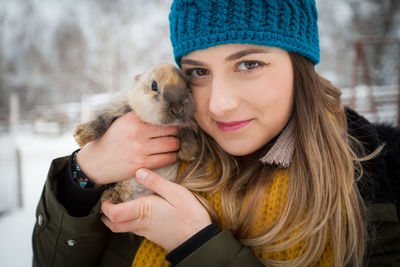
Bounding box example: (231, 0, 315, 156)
(259, 117, 295, 168)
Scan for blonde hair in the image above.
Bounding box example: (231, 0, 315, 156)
(178, 53, 370, 266)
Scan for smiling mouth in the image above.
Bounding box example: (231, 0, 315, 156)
(216, 119, 253, 132)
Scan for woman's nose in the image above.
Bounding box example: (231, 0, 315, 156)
(208, 77, 240, 117)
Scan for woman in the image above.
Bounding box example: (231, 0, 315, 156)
(32, 1, 400, 266)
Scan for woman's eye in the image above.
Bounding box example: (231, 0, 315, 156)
(186, 68, 209, 78)
(237, 61, 262, 71)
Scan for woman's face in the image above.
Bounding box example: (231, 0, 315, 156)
(181, 44, 294, 156)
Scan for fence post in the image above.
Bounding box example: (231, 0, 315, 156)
(398, 42, 400, 126)
(10, 93, 19, 142)
(9, 93, 23, 208)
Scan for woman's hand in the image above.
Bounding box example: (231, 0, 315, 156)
(76, 111, 179, 185)
(100, 168, 212, 252)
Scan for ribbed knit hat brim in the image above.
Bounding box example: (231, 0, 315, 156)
(169, 0, 320, 66)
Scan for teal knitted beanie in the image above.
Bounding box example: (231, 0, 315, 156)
(169, 0, 320, 66)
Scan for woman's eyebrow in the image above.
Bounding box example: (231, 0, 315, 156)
(225, 48, 271, 62)
(181, 48, 271, 66)
(180, 58, 206, 66)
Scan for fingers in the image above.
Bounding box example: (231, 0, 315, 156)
(148, 124, 179, 139)
(145, 153, 178, 169)
(146, 136, 179, 155)
(124, 111, 178, 138)
(101, 214, 148, 234)
(101, 200, 142, 223)
(101, 169, 212, 250)
(101, 200, 140, 233)
(101, 215, 133, 233)
(101, 197, 160, 235)
(136, 168, 184, 204)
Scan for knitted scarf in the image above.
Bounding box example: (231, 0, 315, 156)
(131, 166, 333, 266)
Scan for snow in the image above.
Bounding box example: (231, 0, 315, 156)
(0, 132, 79, 267)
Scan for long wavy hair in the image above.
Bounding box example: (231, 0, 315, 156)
(177, 52, 370, 266)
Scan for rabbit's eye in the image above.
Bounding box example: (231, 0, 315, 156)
(151, 81, 158, 92)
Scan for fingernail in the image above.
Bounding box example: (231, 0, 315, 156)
(136, 169, 148, 181)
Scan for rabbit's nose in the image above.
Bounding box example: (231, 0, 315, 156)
(170, 104, 184, 117)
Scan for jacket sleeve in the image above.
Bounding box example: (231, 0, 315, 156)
(32, 156, 110, 267)
(366, 203, 400, 266)
(175, 229, 263, 267)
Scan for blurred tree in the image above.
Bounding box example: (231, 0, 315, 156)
(349, 0, 400, 85)
(0, 12, 9, 116)
(53, 21, 88, 101)
(54, 22, 87, 73)
(350, 0, 399, 37)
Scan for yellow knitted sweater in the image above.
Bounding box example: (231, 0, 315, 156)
(132, 164, 333, 267)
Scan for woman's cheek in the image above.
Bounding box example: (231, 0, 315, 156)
(192, 87, 209, 115)
(193, 94, 215, 139)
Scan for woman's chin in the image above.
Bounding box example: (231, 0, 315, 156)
(217, 142, 260, 157)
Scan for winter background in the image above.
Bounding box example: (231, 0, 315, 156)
(0, 0, 399, 266)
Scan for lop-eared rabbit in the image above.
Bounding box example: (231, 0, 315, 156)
(73, 63, 198, 203)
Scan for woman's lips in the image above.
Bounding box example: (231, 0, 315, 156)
(216, 119, 253, 132)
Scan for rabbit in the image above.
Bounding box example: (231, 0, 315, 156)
(73, 63, 198, 203)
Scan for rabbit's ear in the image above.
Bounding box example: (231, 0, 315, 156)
(134, 73, 142, 81)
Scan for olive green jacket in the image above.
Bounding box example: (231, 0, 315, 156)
(32, 156, 400, 267)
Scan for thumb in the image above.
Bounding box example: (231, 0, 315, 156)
(136, 168, 182, 204)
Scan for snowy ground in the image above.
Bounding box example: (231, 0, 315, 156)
(0, 131, 79, 267)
